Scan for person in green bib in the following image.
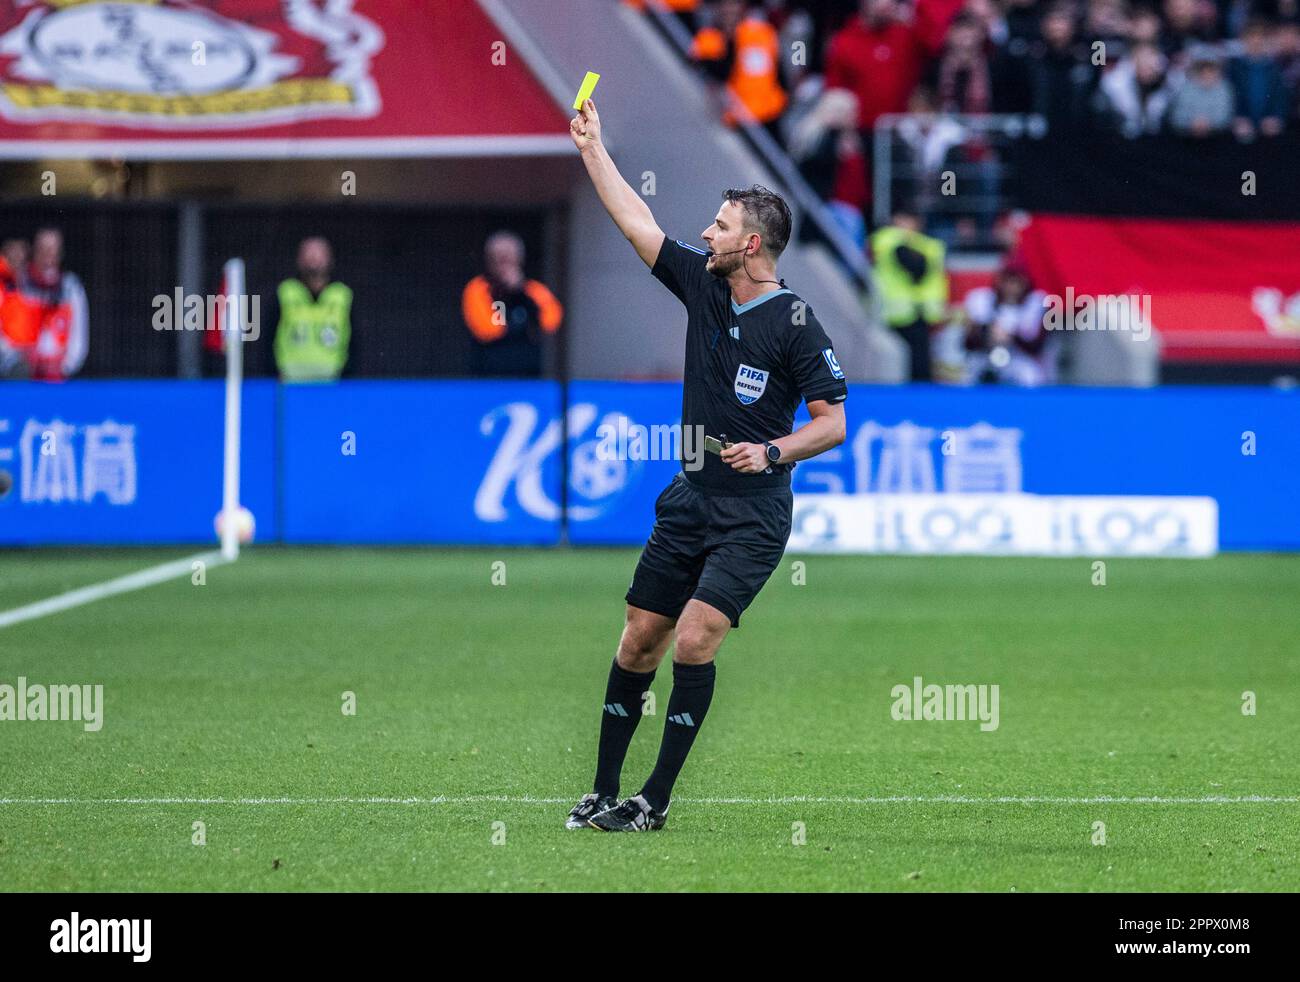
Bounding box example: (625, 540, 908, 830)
(273, 237, 352, 382)
(869, 210, 948, 382)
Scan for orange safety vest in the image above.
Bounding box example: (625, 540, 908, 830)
(462, 275, 563, 343)
(0, 261, 39, 348)
(692, 17, 787, 125)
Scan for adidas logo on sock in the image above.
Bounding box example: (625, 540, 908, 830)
(668, 712, 695, 726)
(604, 703, 629, 717)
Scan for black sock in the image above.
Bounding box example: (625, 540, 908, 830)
(640, 661, 715, 811)
(593, 659, 656, 798)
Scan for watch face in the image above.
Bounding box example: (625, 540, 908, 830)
(766, 443, 781, 462)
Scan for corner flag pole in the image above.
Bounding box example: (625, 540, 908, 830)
(220, 258, 245, 562)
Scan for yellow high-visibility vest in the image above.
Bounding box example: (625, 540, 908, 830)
(273, 279, 352, 382)
(870, 227, 948, 327)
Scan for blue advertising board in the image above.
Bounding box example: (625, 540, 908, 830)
(1, 380, 1296, 551)
(0, 381, 276, 545)
(564, 382, 1300, 551)
(279, 380, 561, 544)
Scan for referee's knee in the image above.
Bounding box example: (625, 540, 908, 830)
(673, 632, 721, 665)
(673, 609, 729, 665)
(616, 609, 673, 671)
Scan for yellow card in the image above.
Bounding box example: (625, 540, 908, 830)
(573, 71, 600, 110)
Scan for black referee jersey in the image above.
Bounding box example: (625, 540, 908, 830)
(650, 235, 849, 492)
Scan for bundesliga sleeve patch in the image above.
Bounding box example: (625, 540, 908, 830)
(822, 347, 845, 380)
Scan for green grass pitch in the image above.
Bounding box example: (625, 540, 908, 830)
(1, 548, 1297, 892)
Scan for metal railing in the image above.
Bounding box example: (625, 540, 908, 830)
(641, 0, 875, 294)
(873, 113, 1046, 252)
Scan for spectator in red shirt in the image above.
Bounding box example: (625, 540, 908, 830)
(824, 0, 960, 130)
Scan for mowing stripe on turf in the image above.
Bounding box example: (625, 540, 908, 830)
(0, 795, 1295, 805)
(0, 551, 227, 630)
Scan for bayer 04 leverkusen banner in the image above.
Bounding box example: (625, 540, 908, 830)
(0, 0, 569, 159)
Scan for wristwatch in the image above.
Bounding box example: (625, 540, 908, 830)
(763, 441, 782, 464)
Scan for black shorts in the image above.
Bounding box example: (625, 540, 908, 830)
(625, 473, 793, 628)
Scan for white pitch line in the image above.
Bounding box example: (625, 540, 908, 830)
(0, 551, 228, 630)
(0, 795, 1295, 806)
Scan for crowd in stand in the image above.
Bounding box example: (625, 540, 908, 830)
(657, 0, 1299, 141)
(642, 0, 1300, 244)
(632, 0, 1293, 383)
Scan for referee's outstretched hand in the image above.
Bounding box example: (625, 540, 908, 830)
(721, 442, 769, 474)
(570, 98, 602, 152)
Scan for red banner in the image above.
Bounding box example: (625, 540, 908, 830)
(0, 0, 569, 159)
(1019, 214, 1300, 364)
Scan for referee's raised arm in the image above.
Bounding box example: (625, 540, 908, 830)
(570, 99, 664, 268)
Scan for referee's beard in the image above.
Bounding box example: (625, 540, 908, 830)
(705, 251, 745, 279)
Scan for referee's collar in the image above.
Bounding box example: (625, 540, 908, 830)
(730, 287, 792, 315)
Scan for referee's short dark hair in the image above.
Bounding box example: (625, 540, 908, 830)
(722, 185, 793, 260)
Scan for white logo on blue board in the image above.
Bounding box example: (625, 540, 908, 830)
(476, 402, 642, 523)
(822, 347, 845, 379)
(734, 363, 768, 404)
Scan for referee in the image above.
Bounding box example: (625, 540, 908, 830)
(566, 99, 848, 832)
